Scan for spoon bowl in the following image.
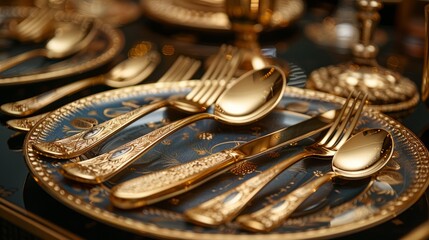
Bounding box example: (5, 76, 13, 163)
(331, 128, 394, 179)
(44, 23, 89, 58)
(236, 128, 394, 232)
(103, 51, 160, 88)
(214, 66, 285, 124)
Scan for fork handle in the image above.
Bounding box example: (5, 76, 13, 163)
(1, 76, 104, 117)
(184, 151, 310, 226)
(32, 99, 171, 159)
(236, 171, 336, 232)
(0, 48, 47, 73)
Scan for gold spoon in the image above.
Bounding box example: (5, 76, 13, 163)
(236, 128, 394, 232)
(59, 66, 286, 188)
(0, 20, 96, 73)
(0, 51, 160, 117)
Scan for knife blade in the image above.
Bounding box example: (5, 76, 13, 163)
(110, 108, 340, 209)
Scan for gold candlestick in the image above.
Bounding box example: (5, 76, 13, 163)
(225, 0, 289, 74)
(306, 0, 419, 113)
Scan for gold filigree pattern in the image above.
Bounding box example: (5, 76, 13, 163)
(6, 114, 46, 132)
(230, 161, 257, 176)
(70, 117, 98, 129)
(60, 121, 188, 183)
(112, 150, 240, 196)
(185, 160, 300, 226)
(198, 132, 214, 140)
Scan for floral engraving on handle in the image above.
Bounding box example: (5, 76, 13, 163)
(114, 150, 238, 194)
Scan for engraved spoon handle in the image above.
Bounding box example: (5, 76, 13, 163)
(0, 48, 47, 73)
(32, 99, 171, 159)
(7, 113, 48, 132)
(109, 149, 245, 209)
(1, 76, 104, 117)
(184, 151, 310, 226)
(236, 172, 335, 232)
(59, 112, 214, 184)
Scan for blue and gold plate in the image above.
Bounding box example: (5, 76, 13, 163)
(24, 82, 429, 239)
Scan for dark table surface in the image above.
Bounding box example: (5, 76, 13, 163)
(0, 1, 428, 239)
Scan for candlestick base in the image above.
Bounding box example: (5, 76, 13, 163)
(306, 62, 419, 113)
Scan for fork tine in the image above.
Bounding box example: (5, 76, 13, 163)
(15, 8, 52, 41)
(192, 46, 239, 103)
(325, 92, 367, 148)
(16, 9, 46, 32)
(180, 59, 202, 81)
(173, 57, 200, 81)
(201, 44, 229, 81)
(185, 44, 229, 100)
(318, 92, 355, 145)
(325, 92, 360, 147)
(21, 11, 51, 36)
(199, 49, 242, 105)
(334, 92, 367, 148)
(157, 56, 185, 82)
(157, 56, 201, 82)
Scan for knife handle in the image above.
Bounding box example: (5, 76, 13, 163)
(236, 172, 335, 232)
(184, 151, 308, 226)
(110, 149, 245, 209)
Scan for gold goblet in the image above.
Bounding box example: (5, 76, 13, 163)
(225, 0, 288, 74)
(306, 0, 419, 114)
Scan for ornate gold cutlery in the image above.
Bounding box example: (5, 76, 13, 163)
(109, 107, 336, 209)
(183, 92, 367, 226)
(236, 128, 393, 232)
(59, 66, 285, 185)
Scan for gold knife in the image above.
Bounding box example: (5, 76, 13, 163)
(110, 108, 341, 209)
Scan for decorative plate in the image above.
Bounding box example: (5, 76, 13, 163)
(140, 0, 304, 32)
(0, 7, 123, 86)
(24, 82, 429, 239)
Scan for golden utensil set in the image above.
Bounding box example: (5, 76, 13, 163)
(0, 2, 400, 234)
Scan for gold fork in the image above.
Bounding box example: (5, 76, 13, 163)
(9, 8, 55, 43)
(184, 92, 367, 227)
(32, 45, 240, 159)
